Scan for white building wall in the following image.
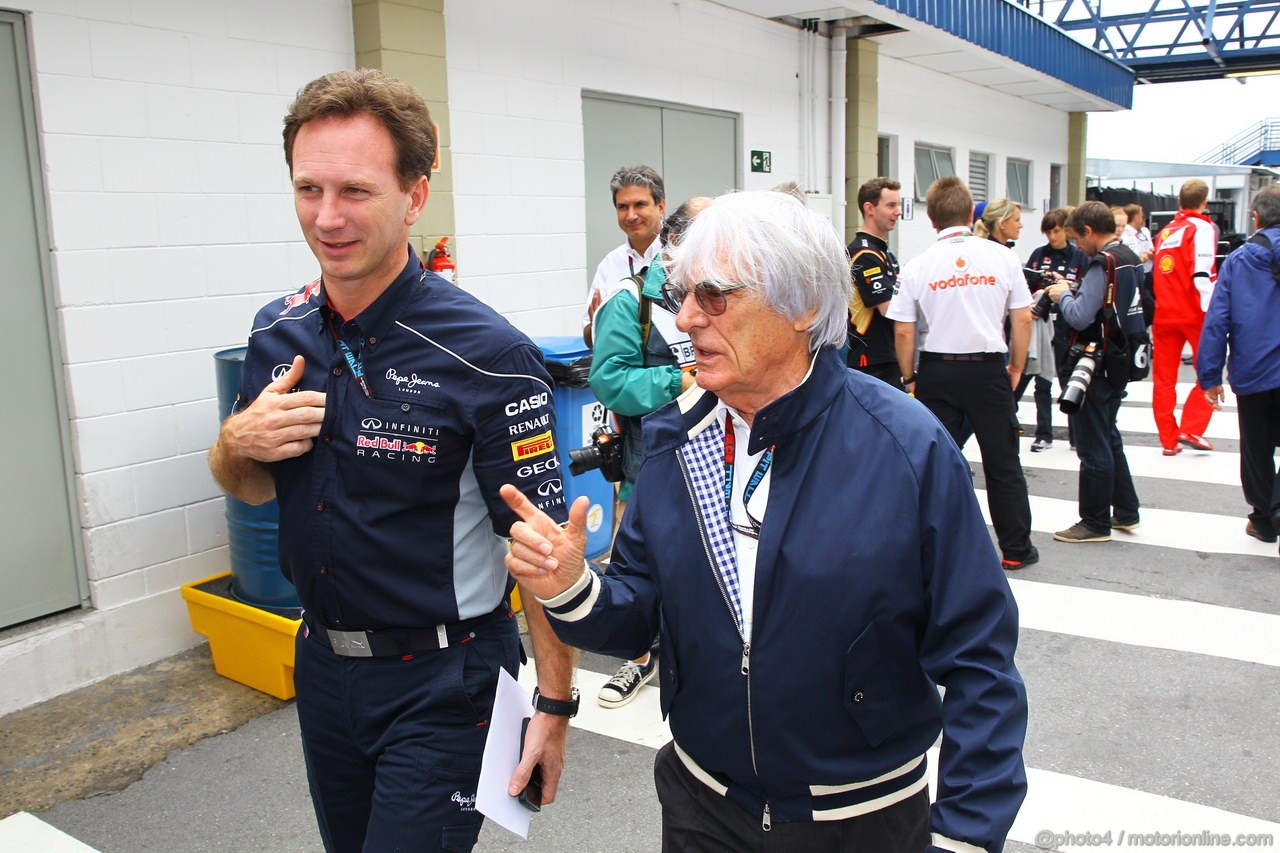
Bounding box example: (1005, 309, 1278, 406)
(443, 0, 829, 336)
(2, 0, 350, 715)
(878, 54, 1073, 265)
(3, 0, 1091, 714)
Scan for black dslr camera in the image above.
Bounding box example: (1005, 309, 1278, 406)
(1022, 266, 1050, 292)
(568, 427, 625, 482)
(1023, 268, 1057, 319)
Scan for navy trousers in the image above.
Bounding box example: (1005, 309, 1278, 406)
(1068, 378, 1140, 533)
(293, 611, 521, 852)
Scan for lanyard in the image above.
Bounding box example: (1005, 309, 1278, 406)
(723, 412, 773, 540)
(328, 315, 372, 399)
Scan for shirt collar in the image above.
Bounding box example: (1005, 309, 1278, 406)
(317, 244, 423, 344)
(627, 235, 663, 267)
(937, 226, 972, 241)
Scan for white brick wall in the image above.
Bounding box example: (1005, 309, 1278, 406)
(1, 0, 351, 713)
(444, 0, 821, 338)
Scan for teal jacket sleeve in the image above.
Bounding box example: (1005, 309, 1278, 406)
(588, 288, 683, 417)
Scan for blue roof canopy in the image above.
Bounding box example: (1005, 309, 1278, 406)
(869, 0, 1135, 108)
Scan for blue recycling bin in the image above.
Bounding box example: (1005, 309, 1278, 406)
(534, 336, 615, 560)
(213, 347, 300, 610)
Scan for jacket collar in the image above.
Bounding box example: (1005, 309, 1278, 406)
(653, 347, 846, 457)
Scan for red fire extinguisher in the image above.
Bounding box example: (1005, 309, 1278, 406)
(426, 236, 455, 283)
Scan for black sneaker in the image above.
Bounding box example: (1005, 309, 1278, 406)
(1001, 545, 1039, 571)
(1054, 522, 1110, 543)
(597, 656, 657, 708)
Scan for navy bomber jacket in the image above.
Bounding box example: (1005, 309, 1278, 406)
(541, 347, 1028, 851)
(235, 248, 567, 630)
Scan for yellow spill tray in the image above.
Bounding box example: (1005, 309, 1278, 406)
(181, 573, 300, 700)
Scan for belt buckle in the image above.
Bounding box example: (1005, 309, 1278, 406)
(327, 628, 375, 657)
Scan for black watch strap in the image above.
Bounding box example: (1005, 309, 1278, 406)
(533, 686, 580, 717)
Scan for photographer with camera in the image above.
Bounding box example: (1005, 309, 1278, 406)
(1044, 202, 1144, 543)
(581, 198, 708, 708)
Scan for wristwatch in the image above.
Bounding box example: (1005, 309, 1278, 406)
(532, 686, 580, 717)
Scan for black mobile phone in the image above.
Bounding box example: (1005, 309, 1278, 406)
(517, 717, 543, 812)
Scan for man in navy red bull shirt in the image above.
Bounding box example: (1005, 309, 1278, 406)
(209, 69, 576, 852)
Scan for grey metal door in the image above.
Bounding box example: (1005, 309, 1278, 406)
(582, 93, 739, 282)
(1, 11, 84, 628)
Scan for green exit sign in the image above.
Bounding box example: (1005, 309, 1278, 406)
(750, 150, 772, 173)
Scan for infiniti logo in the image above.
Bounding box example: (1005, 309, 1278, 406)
(271, 364, 291, 381)
(536, 479, 563, 496)
(361, 418, 382, 429)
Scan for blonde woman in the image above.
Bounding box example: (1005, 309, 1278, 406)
(974, 197, 1024, 247)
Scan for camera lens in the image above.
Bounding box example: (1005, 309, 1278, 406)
(568, 445, 602, 476)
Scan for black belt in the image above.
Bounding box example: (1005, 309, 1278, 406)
(919, 351, 1005, 363)
(303, 600, 511, 658)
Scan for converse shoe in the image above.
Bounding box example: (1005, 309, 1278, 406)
(597, 656, 657, 708)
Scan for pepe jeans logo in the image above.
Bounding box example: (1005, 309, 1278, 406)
(451, 791, 476, 812)
(385, 368, 440, 394)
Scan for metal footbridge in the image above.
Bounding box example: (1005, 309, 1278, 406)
(1021, 0, 1280, 83)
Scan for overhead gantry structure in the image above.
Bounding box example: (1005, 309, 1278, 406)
(1027, 0, 1280, 83)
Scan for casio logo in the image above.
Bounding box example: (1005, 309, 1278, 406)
(505, 392, 549, 417)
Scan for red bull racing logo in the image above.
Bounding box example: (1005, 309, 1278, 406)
(281, 279, 321, 314)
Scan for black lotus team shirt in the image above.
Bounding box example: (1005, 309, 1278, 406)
(846, 231, 900, 367)
(234, 247, 567, 631)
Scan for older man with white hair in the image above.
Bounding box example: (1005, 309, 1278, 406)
(501, 190, 1028, 853)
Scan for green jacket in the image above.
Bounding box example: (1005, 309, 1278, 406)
(587, 264, 685, 499)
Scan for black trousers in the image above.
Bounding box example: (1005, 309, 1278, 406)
(1236, 387, 1280, 534)
(654, 742, 930, 853)
(916, 358, 1034, 561)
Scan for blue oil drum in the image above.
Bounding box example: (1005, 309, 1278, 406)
(533, 336, 614, 559)
(213, 347, 299, 610)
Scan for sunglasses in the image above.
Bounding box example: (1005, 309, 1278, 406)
(660, 281, 750, 316)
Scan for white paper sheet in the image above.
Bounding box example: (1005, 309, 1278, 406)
(476, 667, 534, 839)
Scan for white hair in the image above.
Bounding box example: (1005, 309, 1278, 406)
(663, 190, 851, 351)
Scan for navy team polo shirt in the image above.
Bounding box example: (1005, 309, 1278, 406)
(235, 247, 567, 631)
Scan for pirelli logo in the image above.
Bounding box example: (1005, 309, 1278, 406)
(511, 430, 555, 461)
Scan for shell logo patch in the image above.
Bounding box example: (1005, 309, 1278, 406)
(1159, 255, 1175, 274)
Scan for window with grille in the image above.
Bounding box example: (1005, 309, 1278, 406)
(969, 152, 990, 202)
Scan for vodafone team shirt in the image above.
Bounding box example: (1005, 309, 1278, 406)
(887, 226, 1032, 353)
